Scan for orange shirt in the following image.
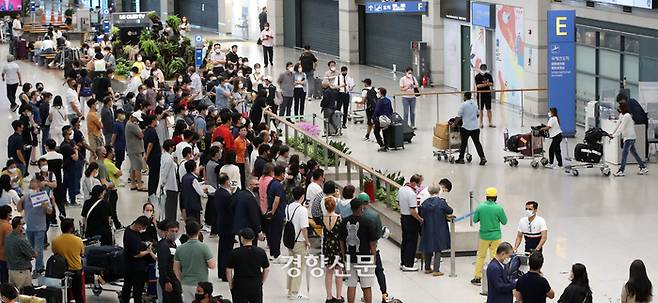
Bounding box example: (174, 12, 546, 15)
(0, 220, 13, 261)
(235, 136, 247, 164)
(87, 111, 103, 137)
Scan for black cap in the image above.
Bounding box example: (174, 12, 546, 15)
(115, 108, 125, 116)
(239, 228, 255, 240)
(350, 198, 367, 210)
(91, 185, 106, 196)
(362, 78, 372, 86)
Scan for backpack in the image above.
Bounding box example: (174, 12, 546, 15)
(584, 127, 608, 144)
(283, 205, 302, 249)
(365, 88, 377, 113)
(45, 254, 68, 279)
(504, 254, 525, 280)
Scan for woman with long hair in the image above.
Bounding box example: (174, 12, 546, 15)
(0, 175, 19, 207)
(542, 107, 563, 168)
(610, 102, 649, 177)
(622, 259, 653, 303)
(292, 62, 307, 118)
(322, 196, 344, 303)
(48, 95, 68, 145)
(80, 162, 101, 202)
(558, 263, 593, 303)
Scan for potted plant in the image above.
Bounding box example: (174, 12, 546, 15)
(64, 8, 76, 26)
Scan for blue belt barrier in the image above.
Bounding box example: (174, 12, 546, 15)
(454, 211, 475, 222)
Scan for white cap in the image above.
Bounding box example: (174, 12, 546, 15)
(131, 112, 143, 122)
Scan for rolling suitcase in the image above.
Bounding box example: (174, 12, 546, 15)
(324, 110, 342, 136)
(385, 123, 405, 149)
(312, 77, 323, 99)
(403, 124, 415, 143)
(17, 39, 28, 60)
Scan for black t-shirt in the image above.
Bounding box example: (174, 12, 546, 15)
(516, 272, 551, 303)
(19, 115, 34, 145)
(123, 227, 147, 267)
(144, 127, 162, 165)
(338, 214, 377, 264)
(226, 245, 269, 289)
(59, 141, 74, 169)
(7, 133, 24, 162)
(93, 76, 112, 101)
(475, 73, 494, 101)
(81, 198, 112, 241)
(299, 52, 317, 73)
(225, 51, 239, 65)
(73, 130, 87, 161)
(252, 156, 268, 178)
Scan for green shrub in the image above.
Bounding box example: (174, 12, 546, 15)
(139, 39, 159, 57)
(166, 15, 182, 32)
(115, 61, 131, 78)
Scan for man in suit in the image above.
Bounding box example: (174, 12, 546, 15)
(486, 242, 516, 303)
(231, 177, 263, 247)
(215, 173, 234, 281)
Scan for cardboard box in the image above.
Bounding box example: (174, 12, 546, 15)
(434, 123, 449, 139)
(433, 136, 449, 150)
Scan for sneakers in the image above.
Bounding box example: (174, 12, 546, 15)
(614, 171, 625, 177)
(639, 168, 649, 175)
(479, 159, 487, 166)
(432, 271, 445, 277)
(454, 159, 465, 164)
(470, 278, 482, 285)
(362, 136, 370, 141)
(399, 265, 418, 272)
(377, 147, 388, 152)
(288, 293, 309, 301)
(342, 124, 348, 129)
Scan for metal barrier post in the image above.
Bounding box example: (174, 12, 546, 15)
(303, 135, 308, 155)
(469, 191, 474, 226)
(449, 217, 456, 277)
(521, 92, 525, 127)
(347, 161, 352, 183)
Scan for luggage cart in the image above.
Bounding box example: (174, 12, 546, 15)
(563, 136, 612, 177)
(503, 127, 549, 168)
(433, 123, 472, 163)
(349, 92, 366, 124)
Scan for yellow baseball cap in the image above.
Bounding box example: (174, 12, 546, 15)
(485, 187, 498, 197)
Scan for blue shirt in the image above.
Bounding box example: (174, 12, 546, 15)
(266, 179, 286, 220)
(113, 121, 126, 151)
(24, 190, 51, 232)
(373, 97, 393, 118)
(215, 84, 233, 110)
(194, 116, 206, 135)
(458, 99, 479, 131)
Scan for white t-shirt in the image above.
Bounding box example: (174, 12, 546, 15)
(174, 141, 192, 163)
(219, 164, 242, 191)
(397, 185, 418, 215)
(12, 19, 22, 37)
(64, 88, 79, 115)
(0, 189, 19, 207)
(305, 182, 323, 204)
(2, 62, 20, 85)
(547, 116, 562, 138)
(285, 201, 309, 242)
(517, 215, 548, 238)
(41, 39, 55, 50)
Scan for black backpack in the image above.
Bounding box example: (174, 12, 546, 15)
(283, 205, 302, 249)
(45, 254, 68, 279)
(365, 88, 377, 113)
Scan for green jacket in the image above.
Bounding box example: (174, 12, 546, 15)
(473, 200, 507, 240)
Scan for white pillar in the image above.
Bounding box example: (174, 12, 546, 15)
(523, 0, 549, 115)
(160, 0, 174, 20)
(339, 0, 359, 63)
(267, 0, 284, 46)
(422, 0, 444, 86)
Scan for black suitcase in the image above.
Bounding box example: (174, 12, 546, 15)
(34, 286, 63, 303)
(312, 77, 323, 99)
(574, 143, 603, 163)
(403, 123, 415, 143)
(385, 123, 405, 149)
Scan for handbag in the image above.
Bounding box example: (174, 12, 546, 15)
(257, 38, 262, 45)
(274, 90, 283, 106)
(413, 78, 421, 97)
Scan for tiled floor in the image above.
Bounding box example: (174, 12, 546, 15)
(0, 35, 655, 302)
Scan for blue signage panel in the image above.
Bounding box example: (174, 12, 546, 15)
(547, 10, 576, 136)
(365, 1, 428, 14)
(195, 48, 203, 69)
(102, 21, 111, 34)
(194, 34, 203, 47)
(471, 2, 493, 28)
(30, 2, 35, 12)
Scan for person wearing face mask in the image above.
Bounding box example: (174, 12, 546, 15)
(540, 107, 563, 169)
(399, 67, 419, 129)
(124, 66, 143, 96)
(471, 187, 507, 285)
(418, 180, 453, 277)
(103, 46, 116, 70)
(557, 263, 593, 303)
(260, 23, 274, 68)
(133, 54, 146, 74)
(5, 216, 35, 289)
(485, 242, 516, 303)
(192, 282, 217, 303)
(231, 177, 263, 246)
(323, 61, 339, 88)
(292, 63, 307, 118)
(92, 69, 115, 104)
(187, 66, 203, 101)
(51, 218, 85, 303)
(475, 64, 495, 128)
(455, 92, 487, 165)
(121, 215, 157, 303)
(373, 87, 393, 152)
(513, 201, 547, 254)
(214, 173, 234, 281)
(59, 126, 79, 206)
(80, 162, 101, 203)
(208, 43, 226, 76)
(277, 62, 296, 120)
(16, 177, 53, 279)
(156, 220, 183, 303)
(250, 63, 264, 90)
(332, 66, 355, 128)
(111, 109, 127, 169)
(215, 77, 234, 110)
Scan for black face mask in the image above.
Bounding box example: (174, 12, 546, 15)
(194, 294, 205, 301)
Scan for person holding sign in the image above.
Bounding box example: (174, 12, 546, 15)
(16, 177, 53, 279)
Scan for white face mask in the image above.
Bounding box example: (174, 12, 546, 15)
(191, 110, 198, 116)
(240, 118, 246, 125)
(480, 70, 486, 75)
(376, 94, 381, 99)
(548, 113, 552, 119)
(526, 210, 535, 217)
(8, 168, 17, 173)
(178, 77, 183, 82)
(330, 67, 336, 72)
(502, 256, 511, 265)
(40, 165, 49, 172)
(255, 68, 261, 73)
(144, 210, 153, 218)
(288, 67, 294, 72)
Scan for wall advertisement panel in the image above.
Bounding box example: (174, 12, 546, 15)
(494, 5, 525, 107)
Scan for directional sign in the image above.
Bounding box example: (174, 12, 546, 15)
(365, 1, 428, 14)
(194, 34, 203, 47)
(195, 48, 203, 69)
(30, 2, 35, 12)
(102, 20, 111, 34)
(102, 9, 110, 16)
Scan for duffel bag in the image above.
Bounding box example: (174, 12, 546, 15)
(574, 143, 603, 163)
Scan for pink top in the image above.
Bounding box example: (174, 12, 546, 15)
(399, 75, 418, 98)
(260, 29, 274, 47)
(258, 175, 273, 214)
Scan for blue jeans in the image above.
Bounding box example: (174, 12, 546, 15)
(620, 139, 646, 172)
(26, 230, 46, 272)
(402, 97, 417, 127)
(63, 161, 83, 204)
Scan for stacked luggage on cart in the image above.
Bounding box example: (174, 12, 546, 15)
(433, 118, 471, 163)
(503, 125, 548, 168)
(84, 245, 125, 298)
(565, 127, 611, 176)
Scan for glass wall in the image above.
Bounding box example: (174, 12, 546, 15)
(574, 23, 657, 125)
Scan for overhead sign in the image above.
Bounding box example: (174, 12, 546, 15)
(471, 2, 495, 28)
(547, 10, 576, 136)
(111, 12, 151, 27)
(441, 0, 471, 22)
(195, 48, 203, 69)
(365, 1, 429, 14)
(592, 0, 653, 9)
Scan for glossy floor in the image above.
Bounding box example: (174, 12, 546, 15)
(0, 37, 655, 302)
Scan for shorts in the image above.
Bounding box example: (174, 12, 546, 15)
(89, 135, 104, 152)
(128, 153, 145, 171)
(345, 260, 375, 288)
(366, 111, 374, 126)
(478, 95, 492, 110)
